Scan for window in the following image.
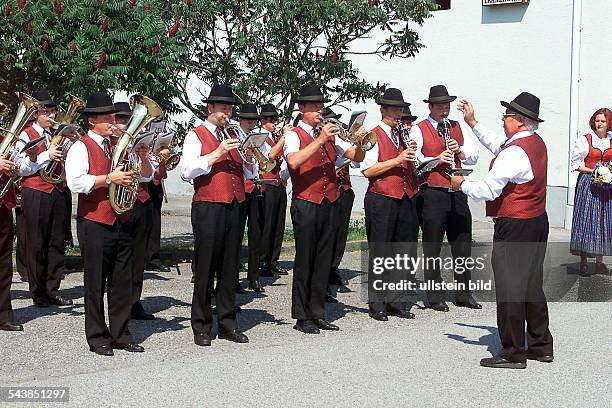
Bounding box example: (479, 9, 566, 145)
(432, 0, 451, 10)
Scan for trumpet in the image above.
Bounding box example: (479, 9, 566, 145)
(40, 94, 85, 184)
(218, 123, 277, 173)
(109, 95, 164, 214)
(0, 92, 41, 199)
(322, 117, 377, 151)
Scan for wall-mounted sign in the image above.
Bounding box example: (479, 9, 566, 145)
(483, 0, 529, 5)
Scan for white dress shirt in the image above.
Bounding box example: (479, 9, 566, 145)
(569, 132, 612, 171)
(410, 115, 479, 165)
(283, 120, 351, 160)
(66, 130, 153, 194)
(360, 121, 396, 172)
(180, 120, 256, 181)
(460, 123, 535, 202)
(17, 123, 50, 176)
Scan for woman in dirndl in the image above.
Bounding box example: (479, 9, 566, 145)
(570, 108, 612, 275)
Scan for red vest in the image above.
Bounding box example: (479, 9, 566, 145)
(583, 134, 612, 169)
(367, 126, 419, 199)
(20, 126, 64, 194)
(192, 125, 246, 204)
(486, 134, 547, 219)
(137, 182, 150, 203)
(337, 165, 352, 191)
(77, 135, 128, 225)
(418, 119, 464, 188)
(288, 126, 340, 204)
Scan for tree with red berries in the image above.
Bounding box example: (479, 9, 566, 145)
(167, 0, 439, 118)
(0, 0, 187, 114)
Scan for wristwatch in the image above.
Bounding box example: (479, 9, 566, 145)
(105, 174, 112, 185)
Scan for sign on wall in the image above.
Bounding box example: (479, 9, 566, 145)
(483, 0, 529, 5)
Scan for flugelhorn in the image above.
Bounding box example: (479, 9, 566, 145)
(40, 94, 85, 184)
(322, 117, 377, 151)
(109, 95, 164, 214)
(0, 93, 41, 199)
(218, 123, 277, 173)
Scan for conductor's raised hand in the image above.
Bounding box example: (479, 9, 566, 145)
(457, 99, 477, 128)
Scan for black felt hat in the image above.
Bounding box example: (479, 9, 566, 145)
(376, 88, 406, 107)
(260, 103, 282, 118)
(32, 90, 58, 108)
(322, 107, 341, 120)
(78, 92, 118, 115)
(294, 83, 331, 103)
(203, 84, 241, 105)
(113, 102, 132, 118)
(423, 85, 457, 104)
(237, 103, 261, 119)
(401, 105, 418, 121)
(500, 92, 544, 123)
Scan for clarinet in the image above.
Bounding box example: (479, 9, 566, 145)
(394, 120, 419, 169)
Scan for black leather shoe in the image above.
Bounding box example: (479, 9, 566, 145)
(194, 333, 212, 347)
(368, 310, 389, 321)
(90, 345, 114, 356)
(33, 299, 50, 308)
(49, 294, 73, 306)
(148, 259, 171, 273)
(112, 342, 145, 353)
(293, 319, 320, 334)
(259, 262, 275, 277)
(270, 262, 288, 275)
(455, 295, 482, 310)
(313, 319, 339, 331)
(596, 263, 609, 275)
(131, 310, 156, 320)
(218, 329, 249, 343)
(430, 301, 450, 312)
(578, 262, 590, 276)
(0, 322, 24, 331)
(387, 308, 415, 319)
(248, 280, 265, 293)
(480, 355, 526, 369)
(325, 294, 339, 303)
(527, 354, 554, 363)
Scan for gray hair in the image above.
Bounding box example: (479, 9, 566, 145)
(515, 114, 539, 132)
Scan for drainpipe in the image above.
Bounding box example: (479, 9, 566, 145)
(565, 0, 582, 229)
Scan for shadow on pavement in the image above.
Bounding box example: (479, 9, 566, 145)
(444, 322, 500, 356)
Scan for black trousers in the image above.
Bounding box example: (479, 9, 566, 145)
(191, 200, 241, 335)
(77, 217, 134, 348)
(14, 207, 28, 281)
(365, 192, 419, 312)
(417, 188, 472, 304)
(22, 188, 67, 302)
(492, 213, 553, 363)
(330, 188, 355, 282)
(0, 205, 14, 325)
(63, 188, 73, 245)
(130, 199, 153, 313)
(291, 198, 339, 320)
(240, 191, 265, 282)
(145, 181, 164, 265)
(260, 184, 287, 265)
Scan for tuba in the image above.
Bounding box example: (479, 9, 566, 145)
(322, 117, 377, 151)
(0, 93, 41, 199)
(109, 95, 164, 214)
(40, 94, 85, 184)
(218, 123, 277, 173)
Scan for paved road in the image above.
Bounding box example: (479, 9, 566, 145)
(1, 249, 610, 407)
